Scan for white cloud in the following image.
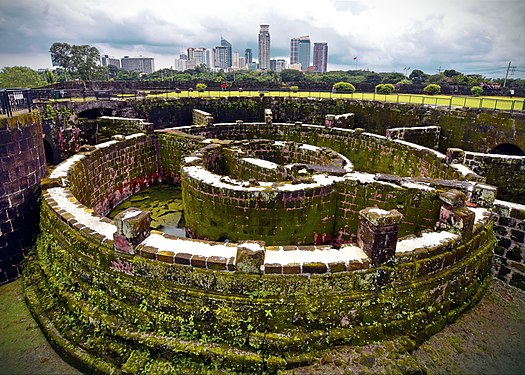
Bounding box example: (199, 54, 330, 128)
(0, 0, 523, 77)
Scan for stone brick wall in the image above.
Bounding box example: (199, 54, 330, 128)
(492, 200, 525, 290)
(0, 112, 47, 284)
(178, 122, 462, 180)
(386, 126, 441, 150)
(65, 134, 160, 215)
(94, 116, 153, 143)
(192, 109, 214, 126)
(446, 148, 525, 204)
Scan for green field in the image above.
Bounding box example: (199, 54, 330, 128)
(41, 90, 524, 112)
(145, 90, 524, 111)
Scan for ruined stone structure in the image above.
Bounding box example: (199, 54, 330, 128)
(0, 113, 47, 284)
(24, 118, 497, 373)
(0, 92, 516, 372)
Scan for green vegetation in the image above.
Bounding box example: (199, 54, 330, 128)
(375, 83, 395, 94)
(290, 85, 299, 92)
(333, 81, 356, 93)
(471, 86, 484, 96)
(195, 83, 207, 92)
(423, 84, 441, 95)
(50, 42, 105, 81)
(0, 66, 47, 88)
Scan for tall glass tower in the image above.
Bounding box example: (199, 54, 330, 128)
(258, 25, 271, 70)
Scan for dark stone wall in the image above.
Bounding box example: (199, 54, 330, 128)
(0, 112, 47, 284)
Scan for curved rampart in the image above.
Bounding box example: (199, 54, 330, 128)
(25, 122, 495, 373)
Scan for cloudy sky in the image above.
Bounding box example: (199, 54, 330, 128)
(1, 0, 524, 78)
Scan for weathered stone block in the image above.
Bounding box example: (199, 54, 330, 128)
(235, 241, 266, 274)
(470, 183, 497, 208)
(113, 207, 151, 254)
(437, 190, 475, 238)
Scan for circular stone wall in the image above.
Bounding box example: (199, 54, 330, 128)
(25, 122, 495, 373)
(182, 139, 352, 245)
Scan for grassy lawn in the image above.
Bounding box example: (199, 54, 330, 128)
(36, 90, 523, 112)
(145, 90, 524, 111)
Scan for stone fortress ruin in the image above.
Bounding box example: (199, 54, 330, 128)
(1, 95, 524, 373)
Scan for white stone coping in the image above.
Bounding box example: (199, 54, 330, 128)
(264, 244, 368, 266)
(468, 206, 491, 224)
(396, 231, 459, 254)
(47, 186, 116, 240)
(388, 125, 441, 131)
(465, 150, 525, 160)
(49, 154, 86, 179)
(142, 233, 238, 259)
(392, 138, 445, 158)
(494, 199, 525, 212)
(450, 163, 477, 177)
(99, 116, 146, 122)
(241, 157, 278, 169)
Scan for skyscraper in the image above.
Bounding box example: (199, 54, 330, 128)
(290, 38, 299, 66)
(297, 36, 311, 71)
(313, 43, 328, 73)
(258, 25, 270, 70)
(220, 37, 232, 69)
(245, 48, 253, 64)
(215, 46, 230, 69)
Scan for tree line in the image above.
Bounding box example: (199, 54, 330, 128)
(0, 42, 523, 90)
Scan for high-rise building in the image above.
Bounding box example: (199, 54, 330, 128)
(220, 37, 232, 68)
(121, 56, 155, 73)
(205, 49, 214, 68)
(245, 48, 253, 64)
(270, 59, 277, 72)
(258, 25, 271, 70)
(101, 54, 121, 68)
(215, 46, 230, 69)
(238, 56, 246, 69)
(174, 58, 187, 71)
(275, 59, 287, 73)
(298, 36, 311, 71)
(291, 36, 311, 71)
(232, 51, 239, 68)
(313, 42, 328, 73)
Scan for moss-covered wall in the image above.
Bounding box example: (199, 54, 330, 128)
(176, 122, 460, 179)
(25, 181, 494, 373)
(0, 112, 47, 284)
(67, 134, 160, 215)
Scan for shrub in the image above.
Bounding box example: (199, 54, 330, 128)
(332, 82, 356, 93)
(375, 83, 395, 94)
(423, 84, 441, 95)
(470, 86, 484, 97)
(290, 85, 299, 92)
(196, 83, 207, 92)
(396, 79, 411, 85)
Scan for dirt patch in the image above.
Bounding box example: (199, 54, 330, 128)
(0, 278, 523, 374)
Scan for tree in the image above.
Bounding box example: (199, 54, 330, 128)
(375, 83, 395, 94)
(0, 66, 47, 88)
(332, 82, 356, 93)
(409, 69, 428, 84)
(280, 69, 304, 82)
(470, 86, 484, 96)
(196, 83, 207, 92)
(50, 42, 101, 80)
(423, 83, 441, 95)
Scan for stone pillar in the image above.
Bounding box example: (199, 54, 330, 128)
(357, 208, 403, 266)
(235, 241, 266, 274)
(437, 190, 475, 238)
(264, 109, 273, 125)
(470, 183, 497, 208)
(113, 208, 151, 255)
(446, 148, 465, 164)
(325, 114, 335, 128)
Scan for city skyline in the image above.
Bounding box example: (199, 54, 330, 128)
(0, 0, 524, 78)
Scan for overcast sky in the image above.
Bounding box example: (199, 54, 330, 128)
(1, 0, 524, 78)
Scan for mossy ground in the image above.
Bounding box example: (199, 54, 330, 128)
(0, 278, 523, 374)
(0, 279, 79, 375)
